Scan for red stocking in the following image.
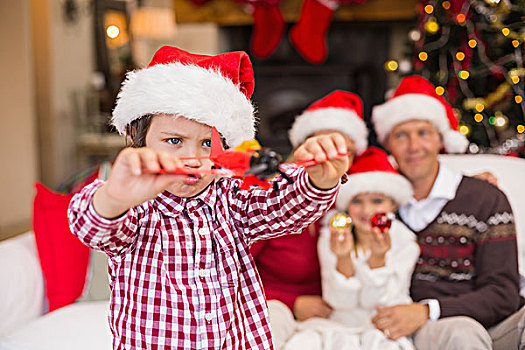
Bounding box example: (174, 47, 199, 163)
(250, 3, 285, 59)
(289, 0, 338, 64)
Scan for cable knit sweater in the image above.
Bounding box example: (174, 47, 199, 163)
(409, 176, 522, 328)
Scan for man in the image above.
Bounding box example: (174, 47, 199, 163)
(370, 75, 525, 350)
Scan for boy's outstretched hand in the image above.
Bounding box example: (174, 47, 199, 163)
(93, 148, 183, 219)
(294, 133, 353, 189)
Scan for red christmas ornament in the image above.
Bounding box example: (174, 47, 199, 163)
(371, 212, 393, 233)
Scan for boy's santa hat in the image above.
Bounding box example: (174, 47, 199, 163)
(288, 90, 368, 155)
(112, 46, 256, 147)
(336, 147, 413, 212)
(372, 75, 469, 154)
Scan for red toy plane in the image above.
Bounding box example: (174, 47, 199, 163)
(146, 127, 350, 192)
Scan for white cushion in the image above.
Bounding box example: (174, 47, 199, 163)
(0, 301, 112, 350)
(0, 231, 44, 337)
(78, 250, 111, 302)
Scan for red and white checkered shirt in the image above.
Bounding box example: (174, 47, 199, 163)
(68, 168, 338, 349)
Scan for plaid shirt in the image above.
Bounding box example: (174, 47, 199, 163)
(68, 168, 338, 349)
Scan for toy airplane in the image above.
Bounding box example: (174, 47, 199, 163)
(145, 127, 350, 192)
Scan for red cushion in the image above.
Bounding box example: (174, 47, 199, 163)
(32, 183, 91, 312)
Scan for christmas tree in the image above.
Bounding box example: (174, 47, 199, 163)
(391, 0, 524, 156)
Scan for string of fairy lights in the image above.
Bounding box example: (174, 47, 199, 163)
(384, 0, 525, 153)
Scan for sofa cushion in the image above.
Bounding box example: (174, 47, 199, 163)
(78, 249, 111, 302)
(0, 232, 44, 337)
(33, 183, 90, 312)
(0, 301, 112, 350)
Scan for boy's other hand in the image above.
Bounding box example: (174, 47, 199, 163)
(93, 148, 183, 218)
(294, 133, 353, 189)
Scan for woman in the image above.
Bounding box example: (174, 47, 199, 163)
(251, 90, 368, 348)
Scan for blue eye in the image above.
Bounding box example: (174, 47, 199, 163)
(203, 139, 211, 148)
(351, 198, 362, 205)
(394, 132, 407, 139)
(372, 198, 385, 204)
(166, 138, 181, 145)
(419, 130, 429, 137)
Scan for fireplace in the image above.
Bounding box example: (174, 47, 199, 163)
(220, 21, 395, 156)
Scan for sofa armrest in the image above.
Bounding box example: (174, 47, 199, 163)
(0, 301, 111, 350)
(0, 231, 44, 336)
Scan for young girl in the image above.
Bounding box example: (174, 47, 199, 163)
(68, 46, 350, 349)
(283, 147, 419, 350)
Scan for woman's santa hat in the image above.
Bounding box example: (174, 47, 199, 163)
(372, 75, 469, 154)
(112, 46, 256, 147)
(336, 147, 413, 212)
(288, 90, 368, 155)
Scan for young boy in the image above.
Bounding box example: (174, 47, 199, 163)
(68, 46, 350, 349)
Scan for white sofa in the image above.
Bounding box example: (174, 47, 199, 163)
(0, 154, 524, 349)
(0, 232, 112, 350)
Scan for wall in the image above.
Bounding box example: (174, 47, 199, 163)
(174, 0, 417, 25)
(133, 22, 220, 67)
(0, 0, 38, 240)
(31, 0, 95, 189)
(0, 0, 95, 240)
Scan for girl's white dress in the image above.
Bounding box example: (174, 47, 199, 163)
(268, 218, 420, 350)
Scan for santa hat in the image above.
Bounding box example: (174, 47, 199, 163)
(336, 147, 413, 212)
(288, 90, 368, 155)
(112, 46, 256, 147)
(372, 75, 469, 154)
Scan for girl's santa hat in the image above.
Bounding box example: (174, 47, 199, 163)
(336, 147, 413, 212)
(371, 75, 469, 154)
(112, 46, 256, 147)
(288, 90, 368, 155)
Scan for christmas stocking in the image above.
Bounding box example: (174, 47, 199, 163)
(250, 3, 285, 59)
(289, 0, 339, 64)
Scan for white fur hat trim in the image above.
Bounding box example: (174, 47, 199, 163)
(372, 93, 468, 153)
(112, 62, 256, 147)
(336, 171, 414, 212)
(288, 108, 368, 155)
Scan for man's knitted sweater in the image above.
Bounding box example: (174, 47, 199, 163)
(409, 176, 521, 328)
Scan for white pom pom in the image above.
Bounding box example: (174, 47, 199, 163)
(443, 130, 469, 154)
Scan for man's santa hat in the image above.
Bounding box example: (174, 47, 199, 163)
(372, 75, 469, 154)
(288, 90, 368, 155)
(336, 147, 413, 212)
(112, 46, 256, 147)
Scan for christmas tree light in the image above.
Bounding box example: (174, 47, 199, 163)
(391, 0, 525, 154)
